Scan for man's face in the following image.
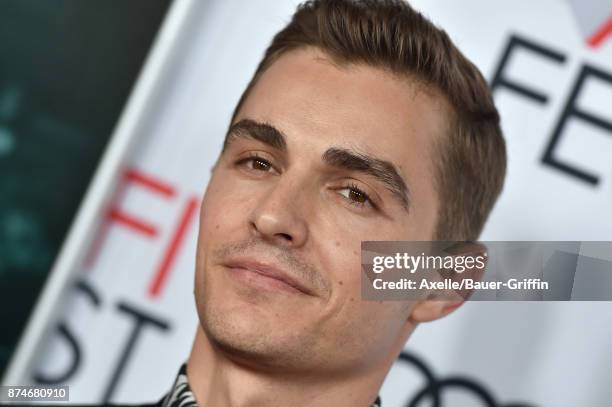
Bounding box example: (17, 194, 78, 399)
(194, 47, 448, 374)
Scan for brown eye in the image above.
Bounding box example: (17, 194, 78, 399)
(237, 154, 274, 173)
(348, 189, 367, 203)
(338, 184, 372, 208)
(250, 158, 271, 171)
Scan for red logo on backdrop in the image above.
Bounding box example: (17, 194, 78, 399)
(34, 168, 199, 403)
(565, 0, 612, 48)
(85, 168, 200, 298)
(586, 16, 612, 48)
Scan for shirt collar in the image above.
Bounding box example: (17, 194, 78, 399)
(161, 364, 197, 407)
(162, 364, 382, 407)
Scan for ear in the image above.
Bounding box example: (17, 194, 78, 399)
(409, 299, 464, 323)
(409, 242, 488, 323)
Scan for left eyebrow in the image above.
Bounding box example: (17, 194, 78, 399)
(322, 147, 411, 211)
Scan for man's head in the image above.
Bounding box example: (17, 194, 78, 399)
(193, 0, 505, 378)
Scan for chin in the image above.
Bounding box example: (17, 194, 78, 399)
(201, 307, 290, 369)
(198, 299, 325, 372)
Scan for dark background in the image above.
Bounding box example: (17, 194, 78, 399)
(0, 0, 171, 377)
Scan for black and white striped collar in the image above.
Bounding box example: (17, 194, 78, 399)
(162, 364, 382, 407)
(161, 364, 197, 407)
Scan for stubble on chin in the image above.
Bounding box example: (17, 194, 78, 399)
(198, 297, 325, 373)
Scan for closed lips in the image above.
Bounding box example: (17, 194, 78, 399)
(224, 258, 314, 296)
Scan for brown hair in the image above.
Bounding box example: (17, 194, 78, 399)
(230, 0, 506, 241)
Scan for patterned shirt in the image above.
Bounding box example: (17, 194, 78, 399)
(160, 364, 382, 407)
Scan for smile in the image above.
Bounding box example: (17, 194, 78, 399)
(224, 258, 314, 296)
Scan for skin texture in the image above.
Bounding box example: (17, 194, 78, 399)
(188, 47, 460, 407)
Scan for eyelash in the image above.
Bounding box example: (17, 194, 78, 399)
(236, 153, 274, 173)
(235, 154, 376, 210)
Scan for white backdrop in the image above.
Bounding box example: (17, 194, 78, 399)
(16, 0, 612, 405)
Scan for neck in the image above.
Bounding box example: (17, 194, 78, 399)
(186, 325, 394, 407)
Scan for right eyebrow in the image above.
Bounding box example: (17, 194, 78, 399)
(223, 119, 287, 152)
(322, 147, 411, 211)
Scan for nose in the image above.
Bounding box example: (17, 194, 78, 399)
(248, 179, 309, 248)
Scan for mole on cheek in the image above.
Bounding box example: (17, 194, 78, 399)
(338, 280, 343, 286)
(215, 224, 220, 230)
(335, 241, 341, 247)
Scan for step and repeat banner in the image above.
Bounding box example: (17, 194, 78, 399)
(14, 0, 612, 405)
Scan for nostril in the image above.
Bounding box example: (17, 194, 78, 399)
(278, 233, 292, 241)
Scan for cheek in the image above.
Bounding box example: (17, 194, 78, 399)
(313, 218, 362, 292)
(326, 288, 410, 365)
(317, 233, 367, 322)
(196, 177, 243, 281)
(316, 219, 413, 332)
(316, 214, 403, 297)
(335, 245, 362, 293)
(199, 174, 252, 238)
(199, 193, 222, 239)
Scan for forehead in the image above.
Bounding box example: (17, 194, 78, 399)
(236, 47, 450, 226)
